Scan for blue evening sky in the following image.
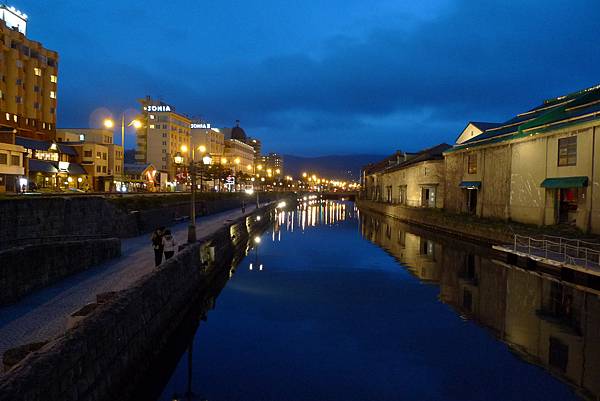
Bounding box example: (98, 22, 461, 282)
(16, 0, 600, 155)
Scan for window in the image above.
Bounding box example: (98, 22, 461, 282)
(34, 102, 40, 109)
(50, 75, 57, 83)
(96, 166, 101, 173)
(16, 60, 23, 68)
(49, 91, 56, 99)
(102, 153, 107, 160)
(15, 96, 22, 104)
(4, 113, 9, 121)
(0, 153, 7, 164)
(11, 155, 20, 166)
(84, 150, 92, 157)
(34, 86, 40, 92)
(34, 67, 42, 76)
(96, 151, 102, 158)
(16, 78, 22, 85)
(467, 153, 477, 174)
(102, 166, 107, 173)
(558, 136, 577, 166)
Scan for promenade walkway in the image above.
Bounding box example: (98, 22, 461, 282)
(0, 205, 258, 370)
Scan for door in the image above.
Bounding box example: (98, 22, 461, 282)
(467, 189, 477, 214)
(558, 188, 578, 224)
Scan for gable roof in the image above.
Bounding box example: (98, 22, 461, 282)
(448, 83, 600, 153)
(364, 143, 451, 175)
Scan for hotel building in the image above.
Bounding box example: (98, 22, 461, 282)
(0, 5, 58, 140)
(135, 97, 191, 179)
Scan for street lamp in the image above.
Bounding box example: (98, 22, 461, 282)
(103, 116, 142, 146)
(184, 145, 212, 243)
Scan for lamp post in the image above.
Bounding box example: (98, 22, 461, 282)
(103, 116, 142, 147)
(180, 145, 211, 243)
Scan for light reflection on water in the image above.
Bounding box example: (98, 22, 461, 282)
(158, 200, 595, 401)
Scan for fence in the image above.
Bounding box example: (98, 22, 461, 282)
(512, 234, 600, 269)
(0, 234, 110, 250)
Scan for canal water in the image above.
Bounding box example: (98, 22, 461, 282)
(153, 200, 599, 401)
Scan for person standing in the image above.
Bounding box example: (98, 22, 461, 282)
(162, 229, 177, 260)
(151, 227, 165, 266)
(241, 200, 246, 214)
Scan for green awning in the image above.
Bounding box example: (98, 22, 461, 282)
(459, 181, 481, 189)
(541, 176, 588, 188)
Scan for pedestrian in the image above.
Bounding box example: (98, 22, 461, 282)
(241, 200, 246, 214)
(162, 229, 177, 260)
(151, 226, 165, 266)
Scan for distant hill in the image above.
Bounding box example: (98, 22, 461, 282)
(282, 154, 386, 181)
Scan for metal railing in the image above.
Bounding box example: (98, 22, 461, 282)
(512, 234, 600, 269)
(0, 234, 110, 250)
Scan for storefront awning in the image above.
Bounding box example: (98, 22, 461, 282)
(66, 163, 88, 175)
(28, 159, 58, 174)
(459, 181, 481, 189)
(541, 176, 588, 188)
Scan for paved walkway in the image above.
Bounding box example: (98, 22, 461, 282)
(0, 205, 258, 370)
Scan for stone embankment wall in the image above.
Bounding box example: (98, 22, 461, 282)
(0, 193, 279, 247)
(358, 199, 514, 244)
(0, 238, 121, 305)
(0, 204, 276, 401)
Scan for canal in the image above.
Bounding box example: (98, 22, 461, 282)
(146, 200, 599, 401)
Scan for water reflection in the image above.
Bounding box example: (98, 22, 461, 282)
(360, 210, 600, 400)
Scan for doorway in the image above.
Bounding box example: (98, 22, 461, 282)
(557, 188, 578, 224)
(467, 189, 478, 214)
(421, 186, 436, 208)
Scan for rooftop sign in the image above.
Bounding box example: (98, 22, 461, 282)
(143, 105, 172, 112)
(1, 5, 28, 34)
(191, 123, 211, 129)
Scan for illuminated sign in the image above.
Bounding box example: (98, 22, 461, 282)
(0, 5, 28, 34)
(143, 105, 172, 112)
(58, 161, 70, 172)
(191, 123, 211, 129)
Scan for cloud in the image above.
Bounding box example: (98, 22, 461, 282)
(50, 0, 600, 155)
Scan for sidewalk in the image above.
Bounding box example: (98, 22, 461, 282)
(0, 205, 258, 368)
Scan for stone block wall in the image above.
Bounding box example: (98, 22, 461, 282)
(358, 199, 514, 244)
(0, 193, 280, 247)
(0, 238, 121, 305)
(0, 205, 276, 401)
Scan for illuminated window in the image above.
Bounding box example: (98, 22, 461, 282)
(467, 154, 477, 174)
(50, 75, 57, 83)
(4, 113, 8, 121)
(149, 114, 155, 120)
(13, 115, 17, 122)
(558, 136, 577, 166)
(34, 67, 42, 76)
(49, 91, 56, 99)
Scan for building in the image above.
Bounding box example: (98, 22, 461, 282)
(190, 121, 224, 158)
(223, 138, 254, 173)
(135, 97, 191, 179)
(121, 163, 165, 192)
(0, 128, 25, 192)
(246, 136, 261, 156)
(363, 144, 450, 207)
(258, 152, 283, 175)
(0, 5, 59, 141)
(56, 128, 124, 191)
(15, 136, 88, 190)
(444, 84, 600, 233)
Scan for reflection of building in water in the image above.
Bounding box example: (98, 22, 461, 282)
(360, 209, 600, 400)
(295, 200, 348, 231)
